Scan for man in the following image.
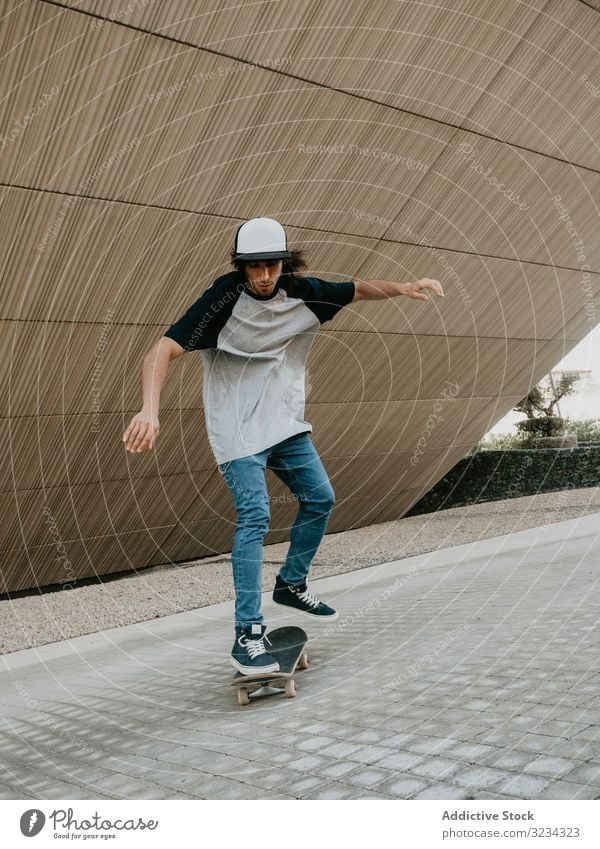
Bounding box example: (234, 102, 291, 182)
(122, 217, 443, 674)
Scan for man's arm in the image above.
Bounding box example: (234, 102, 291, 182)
(122, 336, 184, 453)
(353, 278, 444, 302)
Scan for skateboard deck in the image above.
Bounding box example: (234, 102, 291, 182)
(232, 626, 309, 705)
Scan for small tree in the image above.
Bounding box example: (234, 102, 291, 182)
(514, 373, 579, 440)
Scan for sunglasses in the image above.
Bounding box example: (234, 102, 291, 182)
(246, 259, 281, 268)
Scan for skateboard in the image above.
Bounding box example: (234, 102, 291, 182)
(232, 626, 309, 706)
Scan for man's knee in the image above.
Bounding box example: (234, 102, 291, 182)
(303, 483, 335, 512)
(235, 499, 271, 531)
(323, 480, 336, 505)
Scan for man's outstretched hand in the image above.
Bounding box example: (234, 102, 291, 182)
(404, 278, 444, 301)
(122, 411, 160, 453)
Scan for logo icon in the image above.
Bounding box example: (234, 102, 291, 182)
(19, 810, 45, 837)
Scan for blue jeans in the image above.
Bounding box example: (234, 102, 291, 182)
(218, 432, 335, 628)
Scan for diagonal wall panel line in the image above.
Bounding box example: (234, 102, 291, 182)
(36, 0, 600, 175)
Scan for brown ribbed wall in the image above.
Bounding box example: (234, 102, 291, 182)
(1, 0, 599, 591)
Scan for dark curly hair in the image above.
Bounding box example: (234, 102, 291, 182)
(230, 248, 307, 279)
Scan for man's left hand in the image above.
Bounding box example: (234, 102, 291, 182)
(404, 278, 444, 300)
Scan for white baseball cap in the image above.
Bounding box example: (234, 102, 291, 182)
(234, 217, 291, 260)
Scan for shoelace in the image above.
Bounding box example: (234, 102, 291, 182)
(293, 585, 319, 608)
(239, 633, 272, 658)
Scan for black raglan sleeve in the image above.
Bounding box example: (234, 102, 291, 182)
(163, 276, 241, 351)
(299, 276, 355, 324)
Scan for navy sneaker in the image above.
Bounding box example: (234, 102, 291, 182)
(273, 575, 339, 620)
(230, 623, 280, 674)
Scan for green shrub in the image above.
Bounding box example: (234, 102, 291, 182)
(515, 415, 566, 439)
(564, 417, 600, 443)
(471, 433, 523, 452)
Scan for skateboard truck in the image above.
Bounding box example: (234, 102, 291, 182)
(232, 626, 309, 706)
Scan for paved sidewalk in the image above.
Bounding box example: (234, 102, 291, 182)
(1, 513, 599, 800)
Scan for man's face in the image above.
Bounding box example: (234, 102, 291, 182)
(243, 259, 283, 296)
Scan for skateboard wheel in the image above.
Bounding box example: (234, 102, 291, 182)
(237, 687, 250, 706)
(285, 678, 296, 698)
(298, 652, 309, 670)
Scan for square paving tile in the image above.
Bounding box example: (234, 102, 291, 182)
(523, 756, 578, 779)
(495, 773, 552, 798)
(376, 775, 430, 798)
(562, 763, 600, 787)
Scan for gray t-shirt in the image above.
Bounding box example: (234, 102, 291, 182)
(163, 271, 355, 463)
